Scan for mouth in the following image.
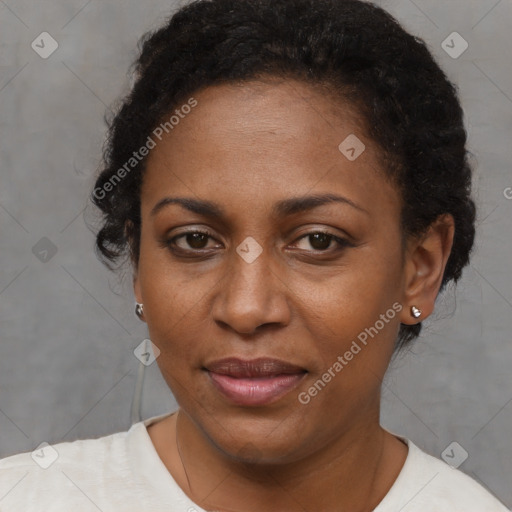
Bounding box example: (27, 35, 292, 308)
(204, 357, 307, 406)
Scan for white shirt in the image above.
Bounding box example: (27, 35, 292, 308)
(0, 411, 508, 511)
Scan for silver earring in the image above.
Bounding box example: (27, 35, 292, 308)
(411, 306, 422, 319)
(135, 302, 144, 320)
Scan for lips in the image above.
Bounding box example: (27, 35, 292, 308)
(205, 357, 307, 406)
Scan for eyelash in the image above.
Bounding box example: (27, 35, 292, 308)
(163, 229, 352, 256)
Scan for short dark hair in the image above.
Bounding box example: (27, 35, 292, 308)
(91, 0, 476, 350)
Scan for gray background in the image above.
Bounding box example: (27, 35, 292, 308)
(0, 0, 511, 508)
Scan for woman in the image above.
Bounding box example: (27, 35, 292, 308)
(0, 0, 508, 510)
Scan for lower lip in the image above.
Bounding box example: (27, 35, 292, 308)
(208, 371, 306, 406)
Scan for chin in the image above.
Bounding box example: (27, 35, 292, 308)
(198, 408, 311, 465)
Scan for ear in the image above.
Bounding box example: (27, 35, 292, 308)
(400, 214, 455, 325)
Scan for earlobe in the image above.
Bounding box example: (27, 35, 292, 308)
(127, 219, 145, 322)
(400, 214, 455, 325)
(133, 275, 146, 322)
(410, 305, 422, 319)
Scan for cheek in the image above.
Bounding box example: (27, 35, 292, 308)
(137, 230, 206, 322)
(137, 251, 226, 389)
(307, 246, 403, 332)
(295, 287, 401, 424)
(296, 247, 404, 389)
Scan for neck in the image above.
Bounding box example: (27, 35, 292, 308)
(171, 407, 407, 512)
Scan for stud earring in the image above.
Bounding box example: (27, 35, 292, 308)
(411, 306, 422, 319)
(135, 302, 144, 320)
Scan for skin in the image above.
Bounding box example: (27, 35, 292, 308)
(132, 78, 455, 512)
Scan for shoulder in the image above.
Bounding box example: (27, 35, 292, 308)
(377, 437, 510, 512)
(0, 427, 128, 471)
(0, 427, 136, 511)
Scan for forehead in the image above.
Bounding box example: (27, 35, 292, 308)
(149, 78, 368, 160)
(141, 79, 399, 221)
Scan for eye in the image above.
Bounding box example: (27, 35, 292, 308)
(166, 229, 220, 251)
(162, 228, 352, 256)
(292, 231, 351, 252)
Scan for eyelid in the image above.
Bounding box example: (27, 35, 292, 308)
(171, 227, 215, 238)
(291, 230, 353, 251)
(290, 225, 355, 244)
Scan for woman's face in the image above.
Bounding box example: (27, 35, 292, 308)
(135, 79, 410, 462)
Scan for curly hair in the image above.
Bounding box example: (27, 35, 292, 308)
(91, 0, 475, 350)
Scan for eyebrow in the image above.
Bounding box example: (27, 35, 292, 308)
(150, 193, 369, 219)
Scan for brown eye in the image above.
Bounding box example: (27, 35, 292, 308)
(165, 230, 220, 252)
(308, 233, 333, 251)
(294, 231, 350, 252)
(184, 232, 209, 249)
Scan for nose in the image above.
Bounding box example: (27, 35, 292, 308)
(211, 245, 291, 335)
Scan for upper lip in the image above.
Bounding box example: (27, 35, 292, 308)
(205, 357, 307, 378)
